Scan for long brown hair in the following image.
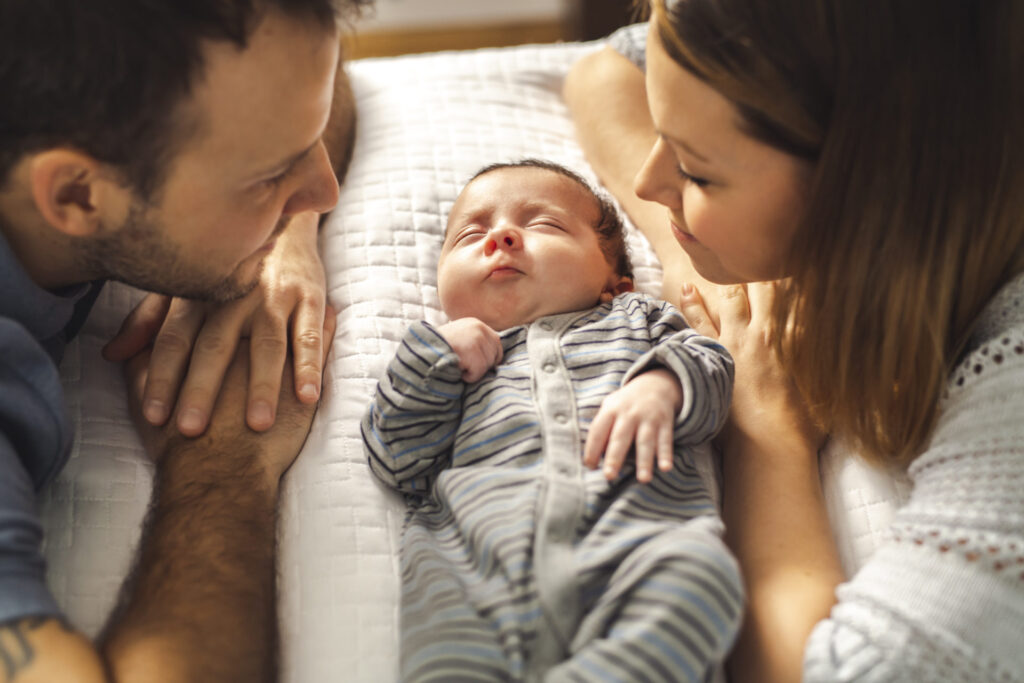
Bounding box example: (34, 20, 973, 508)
(653, 0, 1024, 462)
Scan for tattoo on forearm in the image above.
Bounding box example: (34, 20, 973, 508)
(0, 617, 69, 680)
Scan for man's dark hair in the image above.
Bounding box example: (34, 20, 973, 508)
(0, 0, 370, 199)
(469, 158, 634, 281)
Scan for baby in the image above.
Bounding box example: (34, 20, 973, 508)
(362, 159, 743, 682)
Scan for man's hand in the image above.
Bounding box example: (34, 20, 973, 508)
(583, 368, 683, 483)
(435, 318, 503, 383)
(103, 211, 330, 437)
(123, 304, 336, 488)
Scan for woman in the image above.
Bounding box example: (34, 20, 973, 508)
(565, 1, 1024, 681)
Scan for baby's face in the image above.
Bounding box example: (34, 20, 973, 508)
(437, 167, 628, 331)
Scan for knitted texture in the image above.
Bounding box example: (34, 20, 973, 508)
(805, 274, 1024, 682)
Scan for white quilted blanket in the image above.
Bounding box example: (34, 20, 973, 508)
(41, 41, 910, 682)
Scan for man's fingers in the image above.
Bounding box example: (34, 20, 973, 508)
(141, 300, 206, 427)
(172, 310, 250, 436)
(322, 305, 337, 364)
(103, 294, 172, 361)
(246, 310, 290, 432)
(289, 296, 326, 404)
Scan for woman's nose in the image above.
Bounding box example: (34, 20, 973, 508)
(634, 137, 682, 210)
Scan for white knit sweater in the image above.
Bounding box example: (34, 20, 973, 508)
(804, 273, 1024, 681)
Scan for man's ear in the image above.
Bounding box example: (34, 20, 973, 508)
(28, 149, 117, 238)
(599, 275, 635, 303)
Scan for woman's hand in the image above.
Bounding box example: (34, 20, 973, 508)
(103, 211, 332, 436)
(677, 281, 822, 457)
(678, 280, 840, 683)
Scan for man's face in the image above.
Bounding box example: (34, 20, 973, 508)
(437, 167, 626, 331)
(92, 11, 341, 301)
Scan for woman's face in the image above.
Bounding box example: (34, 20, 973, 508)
(635, 22, 813, 284)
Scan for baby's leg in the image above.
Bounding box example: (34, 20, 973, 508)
(547, 518, 744, 682)
(400, 547, 538, 682)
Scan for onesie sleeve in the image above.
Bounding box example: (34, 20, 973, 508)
(361, 321, 466, 496)
(803, 323, 1024, 681)
(622, 297, 734, 446)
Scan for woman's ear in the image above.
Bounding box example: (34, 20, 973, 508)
(599, 275, 635, 303)
(28, 149, 115, 238)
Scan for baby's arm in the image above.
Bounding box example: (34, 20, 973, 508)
(584, 299, 734, 482)
(362, 321, 472, 495)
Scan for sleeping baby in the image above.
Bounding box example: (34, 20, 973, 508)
(362, 159, 743, 681)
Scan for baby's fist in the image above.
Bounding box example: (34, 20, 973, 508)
(436, 318, 503, 383)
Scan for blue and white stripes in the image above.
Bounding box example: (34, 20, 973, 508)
(362, 292, 744, 681)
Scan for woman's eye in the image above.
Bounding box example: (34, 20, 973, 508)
(677, 166, 710, 188)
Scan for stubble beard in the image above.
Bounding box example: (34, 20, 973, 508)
(79, 199, 263, 303)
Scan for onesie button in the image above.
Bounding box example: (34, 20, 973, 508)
(556, 462, 572, 476)
(542, 362, 556, 373)
(539, 321, 553, 331)
(554, 412, 568, 424)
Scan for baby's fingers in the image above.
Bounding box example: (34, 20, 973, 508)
(583, 408, 613, 469)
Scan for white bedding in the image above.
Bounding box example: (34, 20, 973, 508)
(41, 40, 910, 682)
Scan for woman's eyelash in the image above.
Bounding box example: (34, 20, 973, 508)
(676, 166, 710, 188)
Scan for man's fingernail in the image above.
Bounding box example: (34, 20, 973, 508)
(178, 408, 205, 434)
(299, 383, 319, 402)
(250, 401, 273, 427)
(681, 282, 694, 298)
(144, 400, 167, 424)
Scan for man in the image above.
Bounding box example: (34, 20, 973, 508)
(0, 0, 369, 680)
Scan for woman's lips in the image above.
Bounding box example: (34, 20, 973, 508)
(670, 220, 698, 245)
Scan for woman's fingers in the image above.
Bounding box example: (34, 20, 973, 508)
(678, 283, 720, 338)
(746, 280, 778, 328)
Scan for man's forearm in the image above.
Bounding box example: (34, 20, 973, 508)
(100, 450, 280, 683)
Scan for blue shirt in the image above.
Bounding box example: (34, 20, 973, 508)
(0, 229, 102, 624)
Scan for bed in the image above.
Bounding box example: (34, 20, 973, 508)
(41, 39, 911, 682)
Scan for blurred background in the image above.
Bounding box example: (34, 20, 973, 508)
(343, 0, 642, 58)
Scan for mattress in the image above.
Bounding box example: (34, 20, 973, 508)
(41, 40, 910, 682)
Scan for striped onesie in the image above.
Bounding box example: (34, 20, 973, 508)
(363, 292, 744, 681)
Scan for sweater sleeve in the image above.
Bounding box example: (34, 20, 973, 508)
(803, 322, 1024, 682)
(361, 321, 466, 496)
(622, 297, 734, 447)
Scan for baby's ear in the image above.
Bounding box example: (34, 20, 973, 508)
(599, 276, 634, 303)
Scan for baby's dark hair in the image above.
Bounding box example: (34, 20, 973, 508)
(468, 159, 634, 281)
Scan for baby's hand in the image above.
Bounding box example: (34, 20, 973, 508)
(436, 318, 503, 383)
(583, 368, 683, 483)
